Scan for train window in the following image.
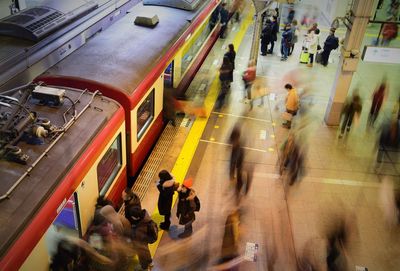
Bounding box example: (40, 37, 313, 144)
(137, 89, 155, 140)
(97, 134, 122, 195)
(181, 17, 210, 74)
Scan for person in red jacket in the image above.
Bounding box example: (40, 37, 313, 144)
(381, 16, 398, 46)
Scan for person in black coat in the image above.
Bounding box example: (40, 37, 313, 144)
(157, 170, 177, 230)
(267, 16, 279, 54)
(261, 19, 273, 55)
(220, 3, 229, 38)
(224, 44, 236, 82)
(320, 28, 339, 66)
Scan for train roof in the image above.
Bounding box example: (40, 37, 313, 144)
(42, 1, 214, 95)
(0, 85, 121, 258)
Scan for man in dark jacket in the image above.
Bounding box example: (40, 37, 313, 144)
(220, 3, 229, 38)
(320, 28, 339, 66)
(261, 19, 273, 55)
(267, 16, 279, 54)
(280, 24, 293, 61)
(157, 170, 177, 230)
(128, 206, 154, 270)
(224, 44, 236, 82)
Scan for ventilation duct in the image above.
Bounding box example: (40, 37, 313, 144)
(143, 0, 202, 11)
(0, 0, 98, 41)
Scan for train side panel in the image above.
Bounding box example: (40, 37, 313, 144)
(0, 107, 126, 271)
(15, 122, 125, 271)
(129, 75, 164, 176)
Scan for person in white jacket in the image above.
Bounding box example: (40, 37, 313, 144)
(307, 28, 320, 67)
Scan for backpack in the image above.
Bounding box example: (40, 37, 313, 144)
(194, 196, 201, 212)
(147, 220, 158, 244)
(332, 37, 339, 50)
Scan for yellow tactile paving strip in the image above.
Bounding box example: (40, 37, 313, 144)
(148, 6, 255, 256)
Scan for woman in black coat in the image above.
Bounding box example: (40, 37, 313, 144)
(157, 170, 177, 230)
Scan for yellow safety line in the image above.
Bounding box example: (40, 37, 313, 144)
(148, 5, 255, 257)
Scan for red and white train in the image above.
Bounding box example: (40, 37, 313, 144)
(0, 0, 221, 270)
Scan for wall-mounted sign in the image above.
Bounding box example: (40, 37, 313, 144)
(362, 46, 400, 64)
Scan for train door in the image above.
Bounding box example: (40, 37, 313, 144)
(20, 193, 81, 271)
(45, 193, 81, 254)
(164, 61, 174, 88)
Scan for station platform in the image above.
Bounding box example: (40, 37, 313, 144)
(134, 4, 400, 271)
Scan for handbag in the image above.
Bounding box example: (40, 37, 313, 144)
(281, 111, 293, 121)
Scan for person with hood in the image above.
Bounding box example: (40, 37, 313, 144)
(320, 28, 339, 66)
(176, 178, 198, 238)
(307, 28, 320, 67)
(122, 188, 141, 222)
(128, 206, 154, 270)
(157, 170, 178, 230)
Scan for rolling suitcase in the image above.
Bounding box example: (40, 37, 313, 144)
(299, 49, 309, 64)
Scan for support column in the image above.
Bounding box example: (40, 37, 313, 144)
(324, 0, 375, 125)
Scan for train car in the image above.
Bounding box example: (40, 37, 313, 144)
(0, 84, 126, 270)
(35, 0, 222, 180)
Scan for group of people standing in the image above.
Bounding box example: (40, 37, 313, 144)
(260, 13, 339, 67)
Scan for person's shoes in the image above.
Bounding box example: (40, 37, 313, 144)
(346, 127, 350, 132)
(267, 50, 273, 54)
(307, 63, 313, 67)
(261, 53, 266, 56)
(178, 229, 193, 238)
(338, 133, 343, 138)
(159, 222, 170, 231)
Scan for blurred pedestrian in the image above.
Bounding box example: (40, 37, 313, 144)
(279, 133, 305, 187)
(219, 210, 240, 265)
(216, 56, 233, 109)
(241, 60, 256, 101)
(289, 20, 299, 56)
(287, 8, 295, 24)
(261, 19, 273, 55)
(320, 28, 339, 66)
(306, 28, 320, 67)
(157, 170, 178, 230)
(368, 80, 387, 127)
(163, 88, 177, 126)
(99, 205, 131, 237)
(282, 83, 299, 129)
(229, 125, 244, 200)
(229, 0, 244, 22)
(280, 24, 293, 61)
(127, 206, 156, 270)
(381, 16, 398, 46)
(339, 92, 362, 138)
(220, 3, 229, 39)
(307, 22, 319, 34)
(209, 5, 221, 32)
(267, 16, 279, 54)
(176, 178, 199, 238)
(224, 44, 236, 83)
(326, 218, 349, 271)
(377, 118, 400, 162)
